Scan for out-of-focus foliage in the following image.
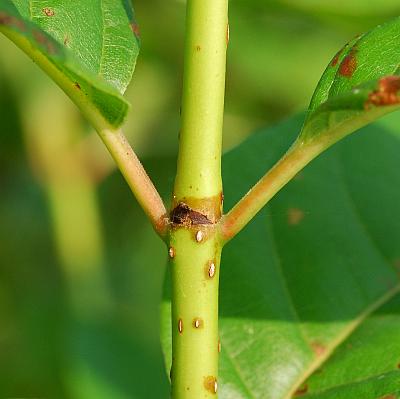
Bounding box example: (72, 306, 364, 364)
(0, 1, 399, 398)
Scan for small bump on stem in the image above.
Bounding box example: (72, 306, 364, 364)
(178, 319, 183, 334)
(208, 261, 216, 278)
(168, 247, 175, 259)
(204, 376, 218, 394)
(195, 230, 204, 242)
(193, 318, 204, 329)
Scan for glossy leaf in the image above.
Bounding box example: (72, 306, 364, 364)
(161, 112, 400, 398)
(0, 0, 140, 128)
(300, 17, 400, 147)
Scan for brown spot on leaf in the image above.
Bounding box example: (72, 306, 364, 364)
(63, 35, 70, 46)
(294, 384, 308, 397)
(204, 376, 217, 394)
(196, 45, 201, 52)
(0, 12, 12, 25)
(130, 22, 141, 39)
(365, 76, 400, 109)
(0, 12, 25, 31)
(42, 7, 55, 17)
(32, 29, 57, 54)
(331, 47, 345, 67)
(287, 208, 304, 226)
(74, 82, 81, 90)
(339, 48, 357, 77)
(171, 202, 212, 226)
(311, 342, 326, 357)
(294, 172, 304, 181)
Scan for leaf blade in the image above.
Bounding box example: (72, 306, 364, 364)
(0, 0, 140, 128)
(301, 17, 400, 146)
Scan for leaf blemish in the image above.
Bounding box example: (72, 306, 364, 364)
(130, 22, 141, 39)
(331, 47, 345, 67)
(365, 76, 400, 109)
(288, 208, 305, 226)
(32, 29, 57, 54)
(0, 12, 25, 31)
(74, 82, 81, 90)
(311, 341, 326, 357)
(42, 7, 55, 17)
(338, 48, 357, 77)
(196, 45, 201, 51)
(294, 384, 308, 397)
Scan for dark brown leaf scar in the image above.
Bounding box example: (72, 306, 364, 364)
(178, 319, 183, 334)
(193, 318, 204, 329)
(42, 7, 55, 16)
(204, 376, 217, 394)
(168, 247, 175, 259)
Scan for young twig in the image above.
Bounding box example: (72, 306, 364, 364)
(98, 128, 168, 237)
(221, 140, 323, 243)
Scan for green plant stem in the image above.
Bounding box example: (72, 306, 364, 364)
(221, 140, 324, 242)
(170, 228, 223, 398)
(98, 128, 168, 237)
(174, 0, 228, 201)
(170, 0, 228, 397)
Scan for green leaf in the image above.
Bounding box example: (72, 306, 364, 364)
(161, 111, 400, 398)
(0, 0, 140, 128)
(300, 295, 400, 398)
(300, 17, 400, 147)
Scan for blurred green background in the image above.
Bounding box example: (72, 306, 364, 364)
(0, 1, 399, 398)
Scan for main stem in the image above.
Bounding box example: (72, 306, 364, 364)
(170, 0, 228, 397)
